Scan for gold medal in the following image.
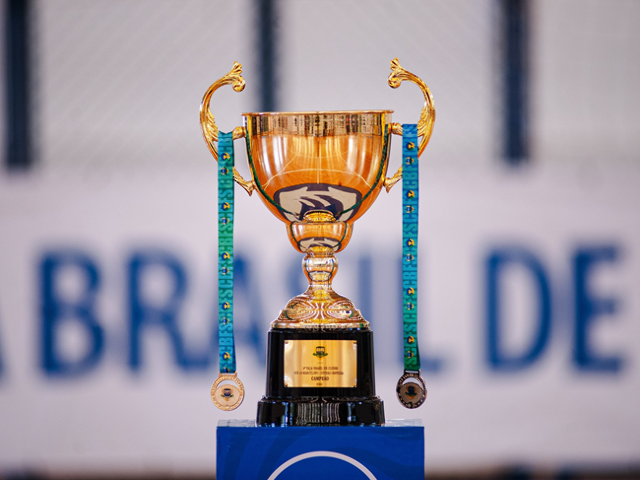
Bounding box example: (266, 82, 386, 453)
(211, 373, 244, 411)
(396, 371, 426, 409)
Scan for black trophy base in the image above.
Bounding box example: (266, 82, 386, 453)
(257, 396, 385, 427)
(256, 328, 385, 426)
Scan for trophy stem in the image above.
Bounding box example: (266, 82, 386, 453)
(303, 245, 337, 288)
(272, 245, 368, 329)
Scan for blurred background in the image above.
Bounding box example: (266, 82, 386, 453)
(1, 0, 639, 478)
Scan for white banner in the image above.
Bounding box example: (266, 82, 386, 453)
(1, 162, 639, 474)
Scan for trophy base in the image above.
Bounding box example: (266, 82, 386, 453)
(257, 396, 384, 427)
(257, 328, 385, 426)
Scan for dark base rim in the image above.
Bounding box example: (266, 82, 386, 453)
(257, 396, 385, 427)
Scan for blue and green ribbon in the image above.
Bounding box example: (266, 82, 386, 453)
(402, 124, 421, 372)
(218, 132, 236, 374)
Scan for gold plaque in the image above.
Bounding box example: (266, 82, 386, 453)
(283, 340, 357, 388)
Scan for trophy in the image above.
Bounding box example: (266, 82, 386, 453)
(201, 59, 435, 426)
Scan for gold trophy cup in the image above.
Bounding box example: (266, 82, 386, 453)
(201, 59, 434, 425)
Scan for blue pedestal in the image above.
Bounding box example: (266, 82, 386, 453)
(217, 419, 424, 480)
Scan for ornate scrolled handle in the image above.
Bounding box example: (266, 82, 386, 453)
(383, 58, 436, 192)
(200, 61, 255, 195)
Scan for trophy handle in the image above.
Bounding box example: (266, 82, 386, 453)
(384, 58, 436, 192)
(200, 61, 255, 195)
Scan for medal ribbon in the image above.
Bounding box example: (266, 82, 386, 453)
(402, 124, 421, 372)
(218, 132, 236, 374)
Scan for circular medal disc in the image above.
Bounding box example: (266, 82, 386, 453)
(396, 371, 426, 409)
(211, 373, 245, 411)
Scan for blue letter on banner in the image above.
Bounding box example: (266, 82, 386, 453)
(486, 247, 551, 371)
(573, 246, 622, 372)
(40, 251, 104, 377)
(128, 250, 208, 371)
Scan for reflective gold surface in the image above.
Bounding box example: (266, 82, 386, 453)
(387, 57, 436, 158)
(274, 246, 366, 329)
(382, 58, 436, 191)
(210, 373, 245, 411)
(243, 110, 392, 253)
(283, 339, 358, 388)
(199, 61, 255, 195)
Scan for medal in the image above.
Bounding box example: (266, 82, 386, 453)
(396, 371, 426, 409)
(398, 124, 427, 409)
(211, 373, 244, 411)
(210, 131, 243, 411)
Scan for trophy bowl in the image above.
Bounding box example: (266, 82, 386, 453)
(243, 110, 392, 250)
(201, 59, 434, 425)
